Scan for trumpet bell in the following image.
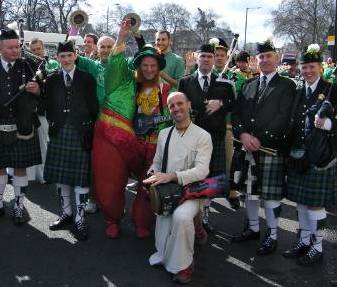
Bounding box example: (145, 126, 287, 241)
(69, 10, 88, 29)
(123, 13, 141, 33)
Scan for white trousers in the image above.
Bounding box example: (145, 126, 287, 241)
(149, 199, 205, 274)
(26, 116, 49, 182)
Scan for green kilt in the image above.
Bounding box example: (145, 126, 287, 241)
(44, 125, 91, 187)
(286, 159, 337, 207)
(232, 148, 285, 200)
(0, 131, 41, 169)
(209, 135, 226, 177)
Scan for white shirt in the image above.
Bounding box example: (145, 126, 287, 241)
(1, 58, 16, 72)
(305, 77, 320, 94)
(260, 70, 277, 86)
(149, 123, 213, 186)
(197, 70, 212, 90)
(62, 66, 76, 85)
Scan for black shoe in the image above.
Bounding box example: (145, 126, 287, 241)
(232, 228, 260, 242)
(283, 241, 311, 259)
(13, 207, 26, 225)
(297, 247, 323, 265)
(228, 196, 241, 210)
(49, 213, 73, 231)
(0, 206, 4, 216)
(72, 220, 88, 241)
(257, 230, 277, 255)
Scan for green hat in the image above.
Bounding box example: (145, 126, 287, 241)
(131, 45, 166, 70)
(300, 44, 322, 64)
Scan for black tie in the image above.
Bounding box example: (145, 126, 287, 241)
(306, 86, 312, 99)
(7, 62, 12, 72)
(259, 75, 267, 92)
(65, 73, 72, 87)
(202, 75, 209, 93)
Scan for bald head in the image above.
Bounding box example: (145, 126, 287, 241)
(97, 36, 115, 62)
(167, 92, 191, 124)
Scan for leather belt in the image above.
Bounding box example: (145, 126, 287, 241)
(0, 124, 17, 132)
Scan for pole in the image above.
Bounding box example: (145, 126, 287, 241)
(106, 6, 109, 34)
(334, 0, 337, 62)
(244, 8, 248, 50)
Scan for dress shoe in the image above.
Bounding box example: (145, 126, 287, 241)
(106, 223, 120, 239)
(136, 227, 150, 239)
(257, 235, 277, 255)
(0, 206, 5, 216)
(13, 207, 26, 225)
(227, 196, 241, 210)
(232, 228, 260, 242)
(172, 263, 193, 284)
(283, 241, 311, 258)
(297, 247, 323, 265)
(72, 220, 88, 241)
(49, 213, 73, 231)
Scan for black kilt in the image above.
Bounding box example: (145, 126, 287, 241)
(209, 135, 226, 177)
(286, 159, 337, 207)
(0, 131, 41, 169)
(231, 148, 285, 200)
(44, 125, 91, 187)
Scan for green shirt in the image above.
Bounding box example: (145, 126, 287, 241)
(77, 56, 106, 108)
(162, 50, 185, 92)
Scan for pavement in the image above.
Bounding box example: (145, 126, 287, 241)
(0, 182, 336, 287)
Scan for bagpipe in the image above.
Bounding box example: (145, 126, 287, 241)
(304, 84, 336, 167)
(148, 174, 229, 216)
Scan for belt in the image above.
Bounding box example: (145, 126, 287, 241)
(0, 124, 17, 132)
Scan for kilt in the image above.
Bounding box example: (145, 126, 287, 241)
(0, 131, 41, 169)
(44, 125, 91, 187)
(209, 135, 226, 177)
(231, 148, 285, 200)
(286, 159, 337, 207)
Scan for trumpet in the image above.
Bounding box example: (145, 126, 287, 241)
(122, 13, 141, 33)
(69, 10, 89, 29)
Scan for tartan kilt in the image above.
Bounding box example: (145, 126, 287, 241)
(256, 153, 285, 200)
(44, 125, 91, 187)
(0, 130, 41, 169)
(286, 159, 337, 207)
(209, 135, 226, 177)
(231, 148, 286, 200)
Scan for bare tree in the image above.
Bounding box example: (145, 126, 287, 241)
(270, 0, 335, 51)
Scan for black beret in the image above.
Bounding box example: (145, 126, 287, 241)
(0, 29, 19, 41)
(235, 51, 250, 62)
(256, 40, 276, 55)
(197, 44, 215, 54)
(57, 41, 75, 54)
(300, 44, 322, 64)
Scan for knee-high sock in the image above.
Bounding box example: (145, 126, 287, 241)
(56, 183, 72, 216)
(264, 200, 281, 240)
(307, 208, 326, 252)
(74, 186, 89, 223)
(13, 176, 28, 209)
(0, 175, 8, 208)
(296, 204, 311, 245)
(245, 199, 260, 232)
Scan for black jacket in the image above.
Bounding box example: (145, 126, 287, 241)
(178, 71, 235, 136)
(44, 68, 98, 132)
(232, 73, 296, 150)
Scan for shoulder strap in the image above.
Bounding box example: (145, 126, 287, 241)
(161, 126, 175, 173)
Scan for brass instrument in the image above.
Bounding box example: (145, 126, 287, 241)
(123, 13, 141, 33)
(68, 10, 89, 29)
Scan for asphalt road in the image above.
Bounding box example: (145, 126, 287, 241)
(0, 182, 336, 287)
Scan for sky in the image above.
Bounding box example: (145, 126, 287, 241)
(86, 0, 283, 46)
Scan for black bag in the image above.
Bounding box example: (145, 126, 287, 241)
(305, 129, 334, 167)
(286, 155, 310, 173)
(79, 122, 95, 151)
(0, 130, 17, 145)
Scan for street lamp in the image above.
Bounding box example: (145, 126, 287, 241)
(244, 7, 261, 50)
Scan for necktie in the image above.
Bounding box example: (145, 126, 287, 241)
(259, 75, 267, 92)
(202, 75, 209, 93)
(7, 62, 12, 73)
(306, 86, 312, 99)
(65, 73, 72, 88)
